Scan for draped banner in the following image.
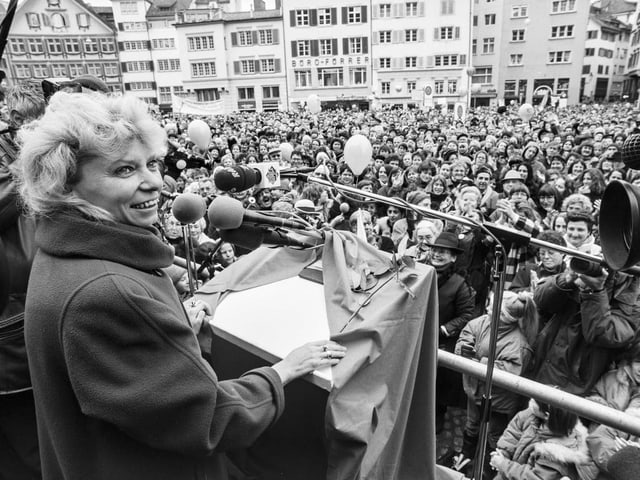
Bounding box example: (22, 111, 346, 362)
(171, 95, 225, 116)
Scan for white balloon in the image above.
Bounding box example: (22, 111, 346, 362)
(307, 94, 321, 114)
(344, 134, 372, 176)
(458, 88, 468, 97)
(187, 120, 211, 150)
(518, 103, 534, 122)
(470, 84, 482, 94)
(394, 83, 403, 93)
(280, 142, 293, 162)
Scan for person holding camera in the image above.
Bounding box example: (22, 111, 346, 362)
(529, 257, 640, 395)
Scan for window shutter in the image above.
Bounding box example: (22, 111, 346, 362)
(331, 8, 337, 24)
(290, 10, 296, 26)
(418, 29, 425, 42)
(362, 37, 368, 54)
(252, 31, 259, 44)
(121, 62, 128, 72)
(291, 40, 298, 57)
(460, 54, 467, 65)
(151, 82, 156, 89)
(343, 38, 349, 54)
(392, 57, 401, 69)
(148, 61, 154, 71)
(427, 56, 434, 68)
(272, 29, 279, 44)
(374, 58, 380, 69)
(373, 32, 379, 45)
(372, 5, 378, 19)
(274, 59, 281, 72)
(418, 2, 425, 15)
(418, 56, 425, 68)
(145, 40, 151, 49)
(254, 60, 261, 73)
(118, 22, 124, 31)
(393, 4, 400, 17)
(332, 38, 338, 55)
(392, 30, 400, 43)
(42, 14, 51, 26)
(310, 9, 317, 26)
(434, 28, 439, 40)
(234, 61, 240, 74)
(124, 83, 131, 90)
(361, 6, 367, 22)
(455, 27, 460, 39)
(230, 32, 238, 46)
(311, 40, 319, 56)
(342, 7, 348, 24)
(118, 42, 124, 50)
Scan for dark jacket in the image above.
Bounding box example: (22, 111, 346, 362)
(436, 264, 476, 352)
(25, 213, 285, 480)
(530, 272, 640, 395)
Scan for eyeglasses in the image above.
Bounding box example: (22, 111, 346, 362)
(538, 249, 561, 258)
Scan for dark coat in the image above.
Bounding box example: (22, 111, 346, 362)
(25, 213, 285, 480)
(530, 272, 640, 395)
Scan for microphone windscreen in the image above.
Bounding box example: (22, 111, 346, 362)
(497, 106, 507, 114)
(340, 202, 350, 214)
(171, 193, 206, 224)
(220, 225, 264, 250)
(208, 195, 245, 230)
(622, 134, 640, 170)
(214, 166, 259, 191)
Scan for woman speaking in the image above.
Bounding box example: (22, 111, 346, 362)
(15, 92, 345, 480)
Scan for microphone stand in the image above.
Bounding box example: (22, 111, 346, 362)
(181, 224, 197, 300)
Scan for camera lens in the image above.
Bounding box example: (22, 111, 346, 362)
(570, 257, 603, 277)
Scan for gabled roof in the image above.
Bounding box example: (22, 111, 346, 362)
(147, 0, 192, 18)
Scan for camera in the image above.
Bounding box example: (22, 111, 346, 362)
(569, 257, 604, 277)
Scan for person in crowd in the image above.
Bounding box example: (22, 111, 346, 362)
(563, 213, 601, 256)
(489, 398, 597, 480)
(15, 92, 346, 479)
(213, 242, 238, 272)
(455, 291, 538, 476)
(534, 184, 562, 231)
(474, 166, 499, 219)
(510, 231, 567, 293)
(0, 82, 45, 480)
(427, 232, 475, 437)
(403, 220, 442, 264)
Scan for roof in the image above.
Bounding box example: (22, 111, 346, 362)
(147, 0, 192, 18)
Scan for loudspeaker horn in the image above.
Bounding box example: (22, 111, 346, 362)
(599, 180, 640, 270)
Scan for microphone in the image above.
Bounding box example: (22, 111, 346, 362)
(208, 195, 306, 230)
(214, 165, 262, 192)
(171, 193, 207, 224)
(220, 225, 324, 250)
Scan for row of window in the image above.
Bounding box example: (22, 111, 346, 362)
(25, 12, 91, 31)
(13, 62, 119, 79)
(291, 38, 369, 57)
(503, 78, 570, 98)
(372, 2, 425, 18)
(586, 30, 622, 42)
(230, 29, 279, 47)
(374, 54, 467, 69)
(374, 27, 462, 44)
(290, 6, 367, 27)
(10, 37, 116, 55)
(379, 79, 459, 95)
(585, 48, 615, 58)
(582, 64, 621, 76)
(233, 59, 282, 75)
(293, 67, 367, 88)
(237, 86, 281, 100)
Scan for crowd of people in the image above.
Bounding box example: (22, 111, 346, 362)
(156, 99, 640, 479)
(1, 77, 640, 480)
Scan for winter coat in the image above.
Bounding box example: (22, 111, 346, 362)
(25, 212, 285, 480)
(586, 396, 640, 473)
(435, 264, 476, 352)
(456, 315, 532, 414)
(530, 273, 640, 395)
(585, 364, 640, 412)
(496, 402, 598, 480)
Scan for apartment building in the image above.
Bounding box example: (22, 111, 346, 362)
(6, 0, 121, 92)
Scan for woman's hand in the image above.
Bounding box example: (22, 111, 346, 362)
(272, 340, 347, 386)
(184, 298, 213, 334)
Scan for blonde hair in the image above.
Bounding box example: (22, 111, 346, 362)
(500, 291, 539, 346)
(16, 92, 167, 221)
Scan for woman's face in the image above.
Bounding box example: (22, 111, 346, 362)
(71, 140, 163, 228)
(553, 216, 567, 233)
(430, 247, 456, 267)
(562, 141, 573, 152)
(220, 243, 235, 265)
(163, 214, 182, 240)
(460, 192, 478, 211)
(419, 170, 432, 184)
(406, 170, 419, 183)
(581, 173, 592, 188)
(510, 191, 528, 204)
(440, 164, 451, 178)
(539, 195, 555, 211)
(609, 170, 624, 183)
(340, 169, 355, 185)
(570, 162, 584, 176)
(432, 180, 445, 195)
(554, 178, 566, 193)
(475, 153, 487, 165)
(517, 165, 529, 179)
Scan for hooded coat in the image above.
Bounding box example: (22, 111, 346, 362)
(25, 212, 285, 480)
(495, 401, 598, 480)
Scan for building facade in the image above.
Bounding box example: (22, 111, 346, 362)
(6, 0, 121, 92)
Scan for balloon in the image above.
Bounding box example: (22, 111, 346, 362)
(466, 66, 476, 76)
(176, 159, 186, 170)
(164, 122, 177, 134)
(470, 84, 482, 94)
(518, 103, 534, 122)
(343, 134, 372, 176)
(510, 100, 516, 106)
(307, 94, 321, 114)
(187, 120, 211, 150)
(458, 88, 468, 97)
(394, 83, 403, 93)
(280, 143, 293, 162)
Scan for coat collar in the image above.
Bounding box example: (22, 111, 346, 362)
(533, 420, 591, 466)
(36, 212, 174, 272)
